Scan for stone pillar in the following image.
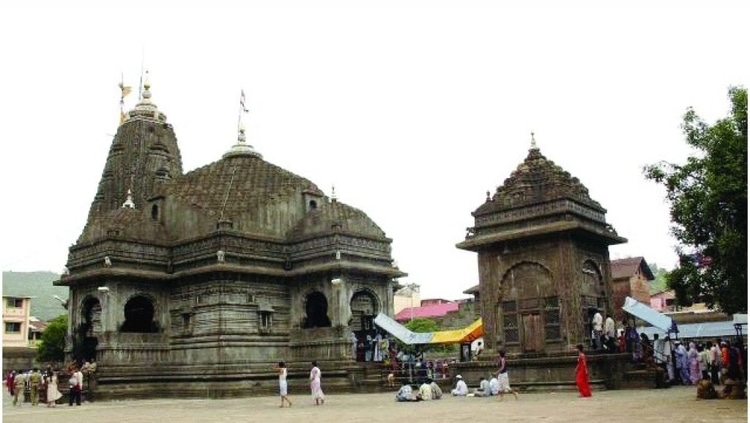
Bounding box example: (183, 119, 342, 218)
(330, 277, 344, 327)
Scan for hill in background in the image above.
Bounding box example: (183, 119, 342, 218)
(2, 271, 67, 321)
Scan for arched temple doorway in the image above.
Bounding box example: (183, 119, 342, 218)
(497, 261, 558, 353)
(77, 297, 101, 362)
(350, 290, 378, 335)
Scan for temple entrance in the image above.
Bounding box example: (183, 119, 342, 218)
(498, 262, 557, 353)
(303, 291, 331, 329)
(350, 290, 378, 333)
(120, 295, 159, 333)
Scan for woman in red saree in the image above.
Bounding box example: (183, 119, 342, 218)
(575, 344, 592, 397)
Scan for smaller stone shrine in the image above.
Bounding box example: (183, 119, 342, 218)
(457, 135, 627, 355)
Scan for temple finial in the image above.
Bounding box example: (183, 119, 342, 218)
(331, 185, 337, 202)
(141, 71, 151, 102)
(237, 122, 247, 144)
(530, 131, 538, 150)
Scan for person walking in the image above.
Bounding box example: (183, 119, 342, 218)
(6, 370, 16, 397)
(28, 368, 42, 406)
(575, 344, 592, 397)
(274, 361, 292, 408)
(46, 370, 63, 407)
(309, 361, 325, 405)
(495, 350, 519, 400)
(12, 370, 26, 406)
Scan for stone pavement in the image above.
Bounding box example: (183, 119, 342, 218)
(2, 386, 746, 423)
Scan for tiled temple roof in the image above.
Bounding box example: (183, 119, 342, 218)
(290, 199, 387, 240)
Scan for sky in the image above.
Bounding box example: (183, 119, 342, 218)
(1, 1, 748, 301)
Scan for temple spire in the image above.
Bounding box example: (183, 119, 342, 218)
(123, 70, 167, 123)
(530, 131, 538, 150)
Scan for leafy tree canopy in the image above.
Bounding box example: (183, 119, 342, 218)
(395, 317, 454, 354)
(404, 317, 440, 333)
(648, 263, 670, 294)
(644, 86, 747, 314)
(36, 314, 67, 365)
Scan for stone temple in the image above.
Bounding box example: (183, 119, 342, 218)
(457, 136, 627, 355)
(56, 80, 405, 398)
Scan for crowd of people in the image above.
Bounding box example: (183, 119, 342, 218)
(393, 348, 521, 402)
(634, 333, 746, 397)
(4, 360, 92, 407)
(591, 312, 747, 395)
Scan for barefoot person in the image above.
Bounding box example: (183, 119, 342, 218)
(575, 344, 592, 397)
(309, 361, 325, 405)
(495, 350, 519, 400)
(274, 361, 292, 408)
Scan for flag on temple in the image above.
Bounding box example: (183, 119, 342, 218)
(240, 89, 249, 113)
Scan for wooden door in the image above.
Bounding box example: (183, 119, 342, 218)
(522, 313, 544, 352)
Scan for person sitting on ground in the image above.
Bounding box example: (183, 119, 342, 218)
(429, 378, 443, 399)
(417, 379, 433, 401)
(489, 374, 500, 396)
(395, 380, 415, 402)
(451, 375, 468, 396)
(474, 376, 491, 397)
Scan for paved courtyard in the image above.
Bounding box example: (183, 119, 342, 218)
(2, 386, 746, 423)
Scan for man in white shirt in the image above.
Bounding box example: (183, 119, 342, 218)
(417, 380, 433, 401)
(604, 314, 616, 351)
(395, 381, 414, 402)
(709, 340, 721, 384)
(489, 375, 500, 396)
(68, 367, 84, 406)
(451, 375, 468, 396)
(473, 377, 491, 397)
(591, 310, 603, 350)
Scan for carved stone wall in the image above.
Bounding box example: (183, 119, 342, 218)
(460, 146, 625, 356)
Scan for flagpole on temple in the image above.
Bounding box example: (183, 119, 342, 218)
(238, 89, 249, 133)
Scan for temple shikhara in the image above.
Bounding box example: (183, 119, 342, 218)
(56, 78, 406, 398)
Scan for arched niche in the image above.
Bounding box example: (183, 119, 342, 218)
(120, 294, 160, 333)
(302, 291, 331, 329)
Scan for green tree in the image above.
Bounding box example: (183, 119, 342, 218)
(404, 317, 440, 334)
(396, 318, 454, 354)
(644, 86, 747, 314)
(36, 314, 67, 364)
(648, 263, 670, 294)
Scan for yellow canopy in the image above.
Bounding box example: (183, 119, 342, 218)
(429, 318, 483, 344)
